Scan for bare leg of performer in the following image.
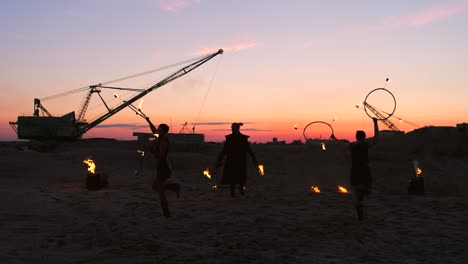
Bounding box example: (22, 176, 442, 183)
(166, 183, 181, 199)
(239, 184, 245, 195)
(230, 184, 236, 197)
(154, 181, 171, 218)
(353, 188, 365, 221)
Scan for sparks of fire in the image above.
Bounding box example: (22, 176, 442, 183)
(321, 142, 326, 151)
(338, 185, 348, 193)
(310, 186, 321, 193)
(203, 168, 212, 179)
(83, 158, 96, 174)
(258, 164, 265, 176)
(137, 150, 145, 157)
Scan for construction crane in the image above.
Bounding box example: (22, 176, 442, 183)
(363, 101, 401, 131)
(9, 49, 224, 140)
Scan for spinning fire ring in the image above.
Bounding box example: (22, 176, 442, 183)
(303, 121, 335, 142)
(363, 88, 396, 120)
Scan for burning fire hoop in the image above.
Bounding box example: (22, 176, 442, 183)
(363, 87, 396, 120)
(302, 121, 336, 143)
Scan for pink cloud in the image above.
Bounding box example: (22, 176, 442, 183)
(159, 0, 201, 12)
(385, 0, 468, 28)
(194, 42, 257, 56)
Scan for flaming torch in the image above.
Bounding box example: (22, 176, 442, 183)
(203, 168, 212, 180)
(338, 185, 349, 193)
(258, 164, 265, 176)
(114, 94, 147, 119)
(310, 186, 321, 193)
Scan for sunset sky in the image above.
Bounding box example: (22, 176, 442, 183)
(2, 0, 467, 143)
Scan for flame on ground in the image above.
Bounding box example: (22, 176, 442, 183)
(258, 164, 265, 176)
(338, 185, 348, 193)
(310, 186, 320, 193)
(417, 168, 422, 176)
(203, 168, 212, 179)
(83, 158, 96, 174)
(321, 142, 326, 151)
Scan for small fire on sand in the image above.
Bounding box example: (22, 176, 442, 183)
(83, 158, 96, 174)
(83, 158, 107, 190)
(310, 186, 321, 193)
(203, 168, 212, 179)
(413, 160, 422, 177)
(338, 185, 349, 193)
(417, 167, 422, 175)
(258, 164, 265, 176)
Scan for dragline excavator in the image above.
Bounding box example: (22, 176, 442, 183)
(9, 49, 223, 141)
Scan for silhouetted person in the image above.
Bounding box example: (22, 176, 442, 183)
(146, 117, 180, 218)
(216, 122, 259, 197)
(349, 117, 379, 221)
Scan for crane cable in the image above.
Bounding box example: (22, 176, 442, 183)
(40, 55, 206, 102)
(191, 55, 223, 133)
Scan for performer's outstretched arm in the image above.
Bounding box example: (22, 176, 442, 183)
(145, 117, 158, 135)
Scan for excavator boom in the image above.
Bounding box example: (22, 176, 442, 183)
(11, 49, 223, 140)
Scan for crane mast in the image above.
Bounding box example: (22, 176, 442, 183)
(363, 102, 401, 131)
(78, 49, 223, 137)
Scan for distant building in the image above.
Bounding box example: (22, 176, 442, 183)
(379, 130, 405, 138)
(456, 123, 468, 132)
(132, 132, 204, 144)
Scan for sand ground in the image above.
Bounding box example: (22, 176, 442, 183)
(1, 136, 467, 264)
